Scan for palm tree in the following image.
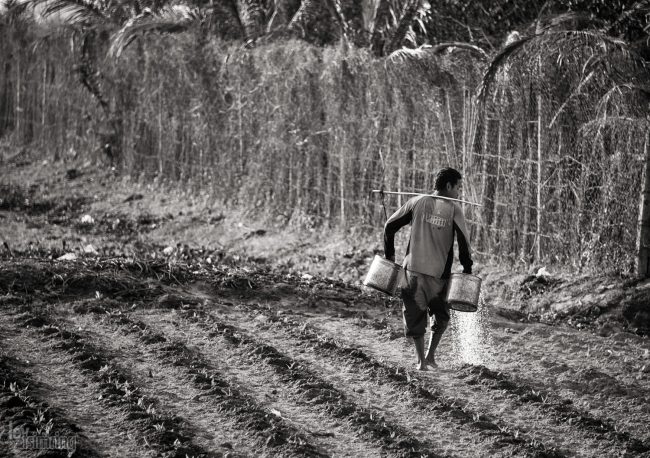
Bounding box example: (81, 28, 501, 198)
(24, 0, 158, 163)
(0, 0, 34, 139)
(476, 12, 649, 267)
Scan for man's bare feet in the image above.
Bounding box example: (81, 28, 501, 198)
(424, 356, 438, 368)
(418, 359, 440, 371)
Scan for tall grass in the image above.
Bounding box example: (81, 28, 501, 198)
(0, 29, 646, 274)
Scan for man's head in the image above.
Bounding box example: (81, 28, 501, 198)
(434, 167, 462, 199)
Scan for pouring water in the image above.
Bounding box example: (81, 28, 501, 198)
(449, 292, 493, 366)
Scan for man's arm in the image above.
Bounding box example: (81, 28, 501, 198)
(452, 204, 473, 274)
(383, 201, 414, 261)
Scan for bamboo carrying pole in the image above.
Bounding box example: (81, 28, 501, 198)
(371, 190, 483, 207)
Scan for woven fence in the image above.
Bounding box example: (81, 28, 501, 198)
(1, 30, 647, 273)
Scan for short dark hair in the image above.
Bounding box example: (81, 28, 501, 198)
(434, 167, 462, 191)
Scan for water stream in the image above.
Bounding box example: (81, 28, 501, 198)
(449, 293, 494, 366)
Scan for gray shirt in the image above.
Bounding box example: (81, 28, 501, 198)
(383, 195, 473, 278)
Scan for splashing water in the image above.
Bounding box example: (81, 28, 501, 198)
(449, 292, 493, 366)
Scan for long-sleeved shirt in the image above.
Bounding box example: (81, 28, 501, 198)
(383, 195, 473, 279)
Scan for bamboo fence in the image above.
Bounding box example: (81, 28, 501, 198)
(1, 30, 648, 274)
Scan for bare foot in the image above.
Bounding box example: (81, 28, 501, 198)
(425, 358, 438, 368)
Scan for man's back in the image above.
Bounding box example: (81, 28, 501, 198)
(384, 195, 472, 278)
(406, 196, 455, 277)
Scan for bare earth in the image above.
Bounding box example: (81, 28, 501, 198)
(1, 157, 650, 457)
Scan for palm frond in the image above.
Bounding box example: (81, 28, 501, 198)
(287, 0, 336, 44)
(530, 11, 603, 34)
(369, 0, 390, 55)
(429, 42, 488, 60)
(594, 83, 650, 119)
(324, 0, 350, 44)
(478, 30, 633, 103)
(237, 0, 266, 40)
(288, 0, 327, 32)
(2, 0, 32, 20)
(109, 6, 200, 58)
(579, 116, 650, 143)
(383, 0, 420, 55)
(33, 0, 110, 25)
(608, 0, 650, 34)
(204, 0, 245, 40)
(385, 45, 457, 89)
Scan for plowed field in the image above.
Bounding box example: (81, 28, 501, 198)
(1, 159, 650, 457)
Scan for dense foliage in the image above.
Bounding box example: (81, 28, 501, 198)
(1, 0, 649, 273)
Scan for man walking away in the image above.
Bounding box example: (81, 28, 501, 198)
(384, 167, 473, 370)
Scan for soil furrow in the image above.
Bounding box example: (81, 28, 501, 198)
(134, 311, 389, 458)
(280, 309, 647, 457)
(232, 304, 567, 458)
(79, 309, 331, 457)
(323, 309, 650, 454)
(0, 320, 156, 457)
(495, 324, 649, 371)
(349, 307, 650, 439)
(6, 306, 220, 458)
(485, 331, 650, 439)
(0, 353, 99, 458)
(457, 364, 650, 455)
(136, 308, 448, 457)
(366, 309, 650, 406)
(54, 305, 278, 457)
(66, 307, 343, 458)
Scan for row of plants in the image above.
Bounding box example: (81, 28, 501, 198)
(103, 308, 441, 457)
(84, 310, 330, 457)
(0, 355, 91, 457)
(11, 307, 216, 457)
(235, 304, 565, 457)
(243, 300, 650, 455)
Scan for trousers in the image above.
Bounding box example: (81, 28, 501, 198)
(400, 269, 450, 338)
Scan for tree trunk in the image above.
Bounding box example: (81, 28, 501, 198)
(384, 0, 422, 56)
(535, 92, 543, 263)
(288, 0, 337, 44)
(370, 0, 391, 56)
(41, 61, 46, 133)
(15, 54, 21, 142)
(267, 0, 301, 31)
(79, 31, 122, 165)
(478, 116, 490, 249)
(339, 146, 346, 226)
(237, 0, 265, 41)
(490, 121, 502, 253)
(337, 0, 365, 46)
(637, 131, 650, 278)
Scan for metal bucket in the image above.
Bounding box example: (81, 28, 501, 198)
(363, 255, 404, 296)
(445, 273, 482, 312)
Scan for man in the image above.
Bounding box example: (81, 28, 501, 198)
(384, 167, 473, 370)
